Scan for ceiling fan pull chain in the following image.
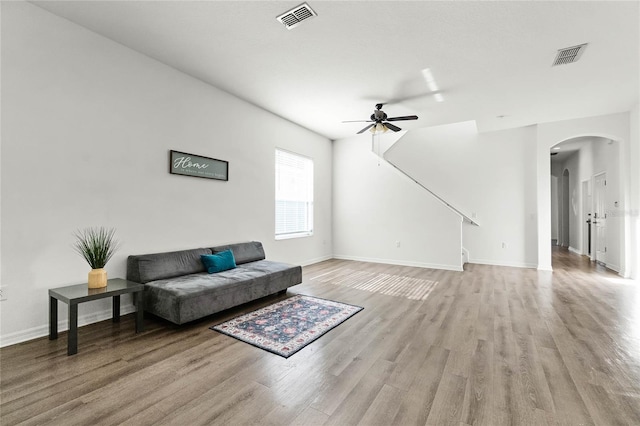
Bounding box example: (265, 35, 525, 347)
(371, 133, 380, 166)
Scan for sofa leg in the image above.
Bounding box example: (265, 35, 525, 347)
(278, 289, 287, 295)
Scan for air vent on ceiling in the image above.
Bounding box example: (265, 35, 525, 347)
(276, 3, 317, 29)
(552, 43, 588, 66)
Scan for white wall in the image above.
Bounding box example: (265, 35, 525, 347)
(332, 134, 462, 271)
(550, 175, 558, 242)
(630, 103, 640, 279)
(563, 153, 580, 251)
(577, 142, 594, 256)
(384, 121, 478, 220)
(0, 2, 332, 345)
(550, 161, 564, 244)
(384, 123, 538, 268)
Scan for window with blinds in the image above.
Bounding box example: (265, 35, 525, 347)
(275, 148, 314, 239)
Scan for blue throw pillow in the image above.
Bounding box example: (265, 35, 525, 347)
(201, 250, 236, 273)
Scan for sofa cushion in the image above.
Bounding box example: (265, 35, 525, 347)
(143, 260, 302, 324)
(127, 248, 212, 283)
(201, 250, 236, 273)
(211, 241, 265, 265)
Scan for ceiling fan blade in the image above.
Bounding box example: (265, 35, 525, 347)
(357, 124, 375, 134)
(383, 122, 402, 132)
(342, 120, 373, 123)
(386, 115, 418, 122)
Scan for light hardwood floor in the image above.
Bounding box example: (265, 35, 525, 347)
(2, 247, 639, 425)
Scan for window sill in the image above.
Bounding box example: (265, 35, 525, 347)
(275, 232, 313, 241)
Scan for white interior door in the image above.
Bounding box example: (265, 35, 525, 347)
(593, 173, 607, 264)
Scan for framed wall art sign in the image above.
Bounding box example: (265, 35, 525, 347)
(169, 150, 229, 181)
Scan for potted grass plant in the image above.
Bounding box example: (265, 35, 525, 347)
(73, 227, 120, 288)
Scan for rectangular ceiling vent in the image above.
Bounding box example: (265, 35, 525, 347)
(552, 43, 588, 66)
(276, 3, 317, 30)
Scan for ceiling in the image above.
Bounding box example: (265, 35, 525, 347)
(550, 136, 608, 164)
(31, 1, 639, 141)
(550, 141, 583, 165)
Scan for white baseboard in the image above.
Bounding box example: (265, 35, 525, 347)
(606, 263, 620, 273)
(617, 268, 631, 279)
(301, 255, 333, 266)
(461, 247, 469, 264)
(332, 254, 463, 271)
(568, 246, 582, 255)
(468, 258, 538, 269)
(0, 303, 136, 348)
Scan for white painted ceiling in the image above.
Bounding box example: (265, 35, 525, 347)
(31, 1, 639, 141)
(550, 136, 608, 164)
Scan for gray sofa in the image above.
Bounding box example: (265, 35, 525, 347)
(126, 241, 302, 324)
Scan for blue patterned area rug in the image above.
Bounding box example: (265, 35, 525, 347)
(211, 295, 363, 358)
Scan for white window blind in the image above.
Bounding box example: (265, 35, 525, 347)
(275, 149, 313, 239)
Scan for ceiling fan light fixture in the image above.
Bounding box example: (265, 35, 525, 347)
(370, 123, 388, 134)
(350, 104, 418, 135)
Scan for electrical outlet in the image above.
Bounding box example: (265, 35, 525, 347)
(0, 287, 7, 301)
(501, 242, 507, 249)
(396, 241, 401, 248)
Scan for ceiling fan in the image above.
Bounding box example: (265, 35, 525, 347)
(343, 103, 418, 134)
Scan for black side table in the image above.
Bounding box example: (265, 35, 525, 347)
(49, 278, 145, 355)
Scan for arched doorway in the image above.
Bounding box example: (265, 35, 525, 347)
(549, 136, 624, 272)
